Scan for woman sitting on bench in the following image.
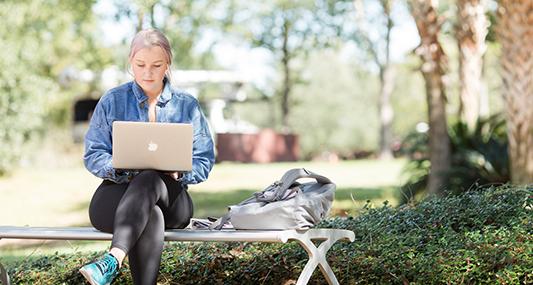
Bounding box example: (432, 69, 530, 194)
(80, 28, 215, 285)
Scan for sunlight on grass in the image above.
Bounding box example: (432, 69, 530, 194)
(194, 159, 406, 192)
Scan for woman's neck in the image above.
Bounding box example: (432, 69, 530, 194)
(146, 91, 161, 103)
(144, 85, 163, 103)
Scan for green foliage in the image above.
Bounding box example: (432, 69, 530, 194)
(0, 66, 52, 176)
(220, 0, 344, 128)
(7, 185, 532, 284)
(401, 114, 510, 202)
(447, 115, 509, 188)
(0, 1, 58, 175)
(229, 51, 428, 159)
(320, 185, 532, 284)
(231, 0, 330, 56)
(290, 51, 380, 159)
(0, 0, 108, 175)
(390, 57, 427, 138)
(113, 0, 221, 69)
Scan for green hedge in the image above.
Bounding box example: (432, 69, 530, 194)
(7, 185, 532, 284)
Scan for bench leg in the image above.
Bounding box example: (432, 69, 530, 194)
(294, 235, 341, 285)
(0, 260, 10, 285)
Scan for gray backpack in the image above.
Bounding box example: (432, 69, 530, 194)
(209, 168, 335, 230)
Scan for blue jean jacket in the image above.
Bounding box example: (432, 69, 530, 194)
(84, 80, 215, 184)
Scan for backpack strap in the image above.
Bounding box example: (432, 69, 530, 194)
(255, 168, 332, 202)
(209, 213, 231, 230)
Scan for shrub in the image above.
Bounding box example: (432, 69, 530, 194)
(0, 43, 53, 175)
(7, 185, 532, 284)
(401, 115, 510, 203)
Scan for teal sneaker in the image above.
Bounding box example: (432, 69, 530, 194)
(79, 253, 119, 285)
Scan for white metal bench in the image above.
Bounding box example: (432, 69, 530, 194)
(0, 226, 354, 285)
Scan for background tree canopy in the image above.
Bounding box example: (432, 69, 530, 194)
(1, 0, 528, 188)
(0, 0, 110, 174)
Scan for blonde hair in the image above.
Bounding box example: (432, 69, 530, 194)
(128, 29, 173, 80)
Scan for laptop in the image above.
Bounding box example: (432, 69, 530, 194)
(112, 121, 193, 171)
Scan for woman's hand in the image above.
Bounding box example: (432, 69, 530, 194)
(165, 172, 181, 181)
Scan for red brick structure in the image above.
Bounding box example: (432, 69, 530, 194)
(216, 129, 299, 163)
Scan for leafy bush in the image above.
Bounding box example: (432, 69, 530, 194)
(401, 115, 510, 202)
(0, 0, 109, 176)
(0, 42, 53, 175)
(7, 185, 532, 284)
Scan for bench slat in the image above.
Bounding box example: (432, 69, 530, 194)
(0, 226, 286, 242)
(0, 226, 354, 243)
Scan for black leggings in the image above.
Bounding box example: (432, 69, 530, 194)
(89, 170, 193, 285)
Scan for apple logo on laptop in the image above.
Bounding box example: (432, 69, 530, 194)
(148, 141, 158, 152)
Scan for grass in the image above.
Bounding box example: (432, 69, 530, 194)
(0, 158, 406, 264)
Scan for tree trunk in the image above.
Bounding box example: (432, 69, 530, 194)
(456, 0, 488, 129)
(378, 0, 395, 160)
(280, 16, 291, 132)
(497, 0, 533, 184)
(353, 0, 396, 159)
(409, 0, 451, 196)
(378, 65, 395, 159)
(150, 2, 157, 29)
(137, 9, 144, 32)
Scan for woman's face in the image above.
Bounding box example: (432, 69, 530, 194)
(130, 46, 169, 97)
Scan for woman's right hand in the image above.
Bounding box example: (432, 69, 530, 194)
(165, 172, 181, 181)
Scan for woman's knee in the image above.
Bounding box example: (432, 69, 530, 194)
(128, 170, 167, 201)
(142, 206, 165, 235)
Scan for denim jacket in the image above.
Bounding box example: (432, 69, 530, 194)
(84, 79, 215, 185)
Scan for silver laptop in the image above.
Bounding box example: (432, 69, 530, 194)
(112, 121, 193, 171)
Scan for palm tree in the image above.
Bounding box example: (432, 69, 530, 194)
(408, 0, 451, 196)
(497, 0, 533, 184)
(456, 0, 489, 130)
